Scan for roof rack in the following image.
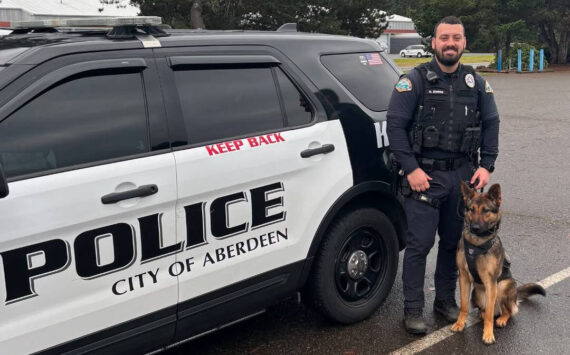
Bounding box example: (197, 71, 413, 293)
(7, 16, 170, 39)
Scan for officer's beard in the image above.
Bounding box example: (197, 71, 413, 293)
(434, 45, 464, 67)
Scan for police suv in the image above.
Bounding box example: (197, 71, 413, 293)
(0, 17, 406, 354)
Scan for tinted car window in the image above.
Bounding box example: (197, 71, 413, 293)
(0, 72, 149, 179)
(275, 68, 313, 126)
(173, 66, 283, 144)
(321, 52, 399, 112)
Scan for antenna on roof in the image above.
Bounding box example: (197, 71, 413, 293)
(276, 23, 297, 32)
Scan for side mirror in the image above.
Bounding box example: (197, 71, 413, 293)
(0, 163, 9, 198)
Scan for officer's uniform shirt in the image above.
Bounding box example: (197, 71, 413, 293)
(387, 58, 499, 174)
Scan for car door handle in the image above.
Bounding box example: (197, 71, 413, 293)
(300, 144, 335, 158)
(101, 184, 159, 204)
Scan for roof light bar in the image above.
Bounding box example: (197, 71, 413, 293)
(10, 16, 162, 30)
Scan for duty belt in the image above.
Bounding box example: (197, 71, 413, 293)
(418, 157, 469, 172)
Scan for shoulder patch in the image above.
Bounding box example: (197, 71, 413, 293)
(395, 78, 412, 92)
(485, 80, 493, 94)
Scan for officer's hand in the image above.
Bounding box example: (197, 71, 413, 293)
(471, 167, 490, 189)
(407, 168, 432, 192)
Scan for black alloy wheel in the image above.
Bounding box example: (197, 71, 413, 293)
(305, 208, 399, 324)
(334, 226, 386, 303)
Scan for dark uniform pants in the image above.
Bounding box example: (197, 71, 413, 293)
(403, 162, 473, 310)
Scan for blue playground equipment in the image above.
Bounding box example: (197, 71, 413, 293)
(504, 48, 545, 72)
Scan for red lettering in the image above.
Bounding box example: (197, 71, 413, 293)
(234, 140, 244, 150)
(266, 134, 275, 143)
(258, 136, 270, 145)
(274, 133, 285, 142)
(206, 145, 218, 156)
(217, 143, 227, 153)
(248, 137, 259, 147)
(225, 142, 235, 152)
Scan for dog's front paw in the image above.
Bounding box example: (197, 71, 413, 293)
(482, 331, 496, 344)
(495, 316, 509, 328)
(450, 321, 465, 332)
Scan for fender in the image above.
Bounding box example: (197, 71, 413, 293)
(299, 181, 407, 288)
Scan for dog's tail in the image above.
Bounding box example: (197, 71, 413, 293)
(517, 283, 546, 299)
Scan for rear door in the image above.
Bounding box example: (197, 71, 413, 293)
(154, 46, 353, 337)
(0, 51, 178, 353)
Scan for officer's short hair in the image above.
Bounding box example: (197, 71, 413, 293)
(434, 16, 464, 37)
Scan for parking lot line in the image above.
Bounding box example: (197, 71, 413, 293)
(389, 266, 570, 355)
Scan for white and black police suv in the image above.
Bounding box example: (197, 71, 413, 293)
(0, 17, 406, 354)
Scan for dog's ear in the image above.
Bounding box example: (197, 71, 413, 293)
(487, 184, 502, 207)
(460, 181, 475, 203)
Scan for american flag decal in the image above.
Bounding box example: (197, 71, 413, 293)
(365, 53, 383, 65)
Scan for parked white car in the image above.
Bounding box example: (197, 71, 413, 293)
(400, 45, 431, 58)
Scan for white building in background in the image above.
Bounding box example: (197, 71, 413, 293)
(377, 14, 424, 54)
(0, 0, 139, 28)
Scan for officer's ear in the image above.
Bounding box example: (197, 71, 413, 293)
(460, 181, 475, 203)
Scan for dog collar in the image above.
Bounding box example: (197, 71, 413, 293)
(464, 235, 497, 253)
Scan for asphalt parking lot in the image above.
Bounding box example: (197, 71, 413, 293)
(166, 69, 570, 354)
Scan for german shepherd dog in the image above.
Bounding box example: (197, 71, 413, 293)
(450, 182, 546, 344)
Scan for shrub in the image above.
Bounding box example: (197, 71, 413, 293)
(490, 43, 548, 71)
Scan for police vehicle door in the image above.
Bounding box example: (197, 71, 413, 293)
(0, 53, 178, 352)
(154, 47, 352, 335)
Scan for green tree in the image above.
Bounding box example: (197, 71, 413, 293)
(131, 0, 203, 29)
(133, 0, 388, 38)
(468, 0, 537, 57)
(534, 0, 569, 64)
(411, 0, 478, 46)
(296, 1, 387, 36)
(385, 0, 420, 18)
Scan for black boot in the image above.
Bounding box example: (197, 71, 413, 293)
(433, 299, 459, 323)
(404, 308, 427, 335)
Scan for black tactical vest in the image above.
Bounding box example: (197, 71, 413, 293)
(410, 63, 481, 155)
(464, 236, 512, 284)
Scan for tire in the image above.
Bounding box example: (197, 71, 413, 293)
(417, 52, 422, 58)
(400, 52, 406, 57)
(305, 208, 399, 324)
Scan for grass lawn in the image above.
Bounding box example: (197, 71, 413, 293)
(393, 54, 495, 66)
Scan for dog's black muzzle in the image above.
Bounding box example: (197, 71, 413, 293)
(469, 222, 500, 237)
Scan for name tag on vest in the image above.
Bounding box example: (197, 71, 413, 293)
(427, 89, 445, 95)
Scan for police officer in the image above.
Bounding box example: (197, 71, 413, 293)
(386, 16, 499, 334)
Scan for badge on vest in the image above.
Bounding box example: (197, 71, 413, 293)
(395, 78, 412, 92)
(485, 80, 494, 93)
(464, 73, 475, 88)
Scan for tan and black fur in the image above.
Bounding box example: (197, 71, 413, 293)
(450, 182, 546, 344)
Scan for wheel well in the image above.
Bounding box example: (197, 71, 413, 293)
(337, 192, 406, 251)
(299, 184, 407, 290)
